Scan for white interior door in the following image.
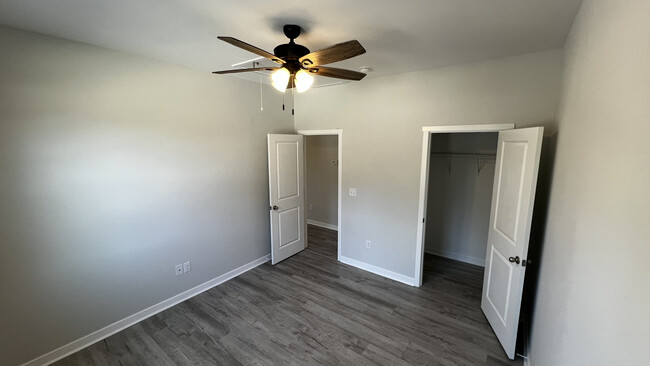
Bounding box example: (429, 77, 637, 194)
(268, 134, 306, 265)
(481, 127, 543, 359)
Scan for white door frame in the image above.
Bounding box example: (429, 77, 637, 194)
(297, 129, 343, 261)
(414, 123, 515, 287)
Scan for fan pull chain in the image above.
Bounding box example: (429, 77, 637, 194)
(291, 84, 295, 116)
(282, 94, 285, 111)
(259, 75, 264, 111)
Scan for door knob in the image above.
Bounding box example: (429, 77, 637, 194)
(270, 205, 279, 211)
(509, 256, 521, 264)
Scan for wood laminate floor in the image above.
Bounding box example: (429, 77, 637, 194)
(54, 225, 521, 365)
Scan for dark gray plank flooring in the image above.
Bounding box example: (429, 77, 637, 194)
(54, 225, 521, 365)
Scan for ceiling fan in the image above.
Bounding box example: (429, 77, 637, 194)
(212, 24, 367, 93)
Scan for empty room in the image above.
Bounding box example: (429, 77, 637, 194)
(1, 1, 648, 365)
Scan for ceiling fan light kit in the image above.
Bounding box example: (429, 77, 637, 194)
(271, 67, 291, 92)
(294, 69, 314, 93)
(213, 24, 367, 94)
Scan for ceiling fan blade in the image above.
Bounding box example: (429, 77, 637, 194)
(218, 36, 285, 64)
(212, 67, 279, 75)
(299, 40, 365, 67)
(306, 66, 366, 81)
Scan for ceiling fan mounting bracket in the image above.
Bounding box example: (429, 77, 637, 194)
(283, 24, 302, 41)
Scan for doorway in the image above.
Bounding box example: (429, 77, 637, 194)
(424, 132, 498, 270)
(414, 123, 544, 360)
(299, 129, 342, 261)
(414, 124, 514, 285)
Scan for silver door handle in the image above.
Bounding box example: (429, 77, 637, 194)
(270, 205, 278, 211)
(509, 256, 521, 265)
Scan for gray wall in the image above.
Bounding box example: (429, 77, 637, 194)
(529, 1, 650, 364)
(0, 26, 293, 365)
(306, 135, 338, 228)
(295, 49, 563, 278)
(425, 133, 497, 266)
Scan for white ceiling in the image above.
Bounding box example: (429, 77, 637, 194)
(0, 0, 582, 85)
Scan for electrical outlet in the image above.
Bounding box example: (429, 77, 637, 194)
(183, 261, 191, 273)
(175, 264, 183, 276)
(349, 188, 357, 197)
(366, 240, 372, 249)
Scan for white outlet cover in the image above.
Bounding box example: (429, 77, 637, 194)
(349, 188, 357, 196)
(183, 261, 191, 273)
(175, 264, 183, 276)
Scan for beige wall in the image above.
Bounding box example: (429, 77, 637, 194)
(529, 1, 650, 364)
(295, 49, 563, 278)
(0, 26, 293, 365)
(306, 135, 338, 228)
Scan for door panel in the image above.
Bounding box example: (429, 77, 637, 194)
(493, 142, 528, 244)
(268, 134, 305, 264)
(481, 127, 543, 359)
(485, 246, 514, 325)
(279, 207, 300, 248)
(276, 142, 299, 199)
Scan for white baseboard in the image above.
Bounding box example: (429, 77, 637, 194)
(425, 248, 485, 267)
(521, 318, 531, 366)
(22, 254, 271, 366)
(339, 256, 416, 286)
(307, 219, 338, 231)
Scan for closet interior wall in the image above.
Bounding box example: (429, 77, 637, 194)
(425, 132, 498, 267)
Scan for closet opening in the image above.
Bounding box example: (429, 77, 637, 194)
(423, 132, 498, 275)
(300, 130, 342, 262)
(414, 123, 514, 286)
(414, 124, 544, 360)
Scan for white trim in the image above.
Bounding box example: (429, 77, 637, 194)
(22, 255, 270, 366)
(520, 316, 531, 366)
(414, 131, 431, 287)
(415, 124, 515, 287)
(297, 129, 342, 136)
(519, 344, 531, 365)
(422, 123, 514, 133)
(307, 219, 338, 231)
(340, 256, 416, 287)
(424, 249, 486, 267)
(337, 132, 342, 261)
(298, 129, 343, 262)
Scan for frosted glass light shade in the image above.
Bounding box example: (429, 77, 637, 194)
(271, 68, 290, 92)
(295, 69, 314, 93)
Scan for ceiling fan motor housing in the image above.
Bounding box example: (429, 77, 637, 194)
(274, 25, 310, 72)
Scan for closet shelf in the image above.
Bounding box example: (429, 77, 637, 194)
(430, 152, 496, 175)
